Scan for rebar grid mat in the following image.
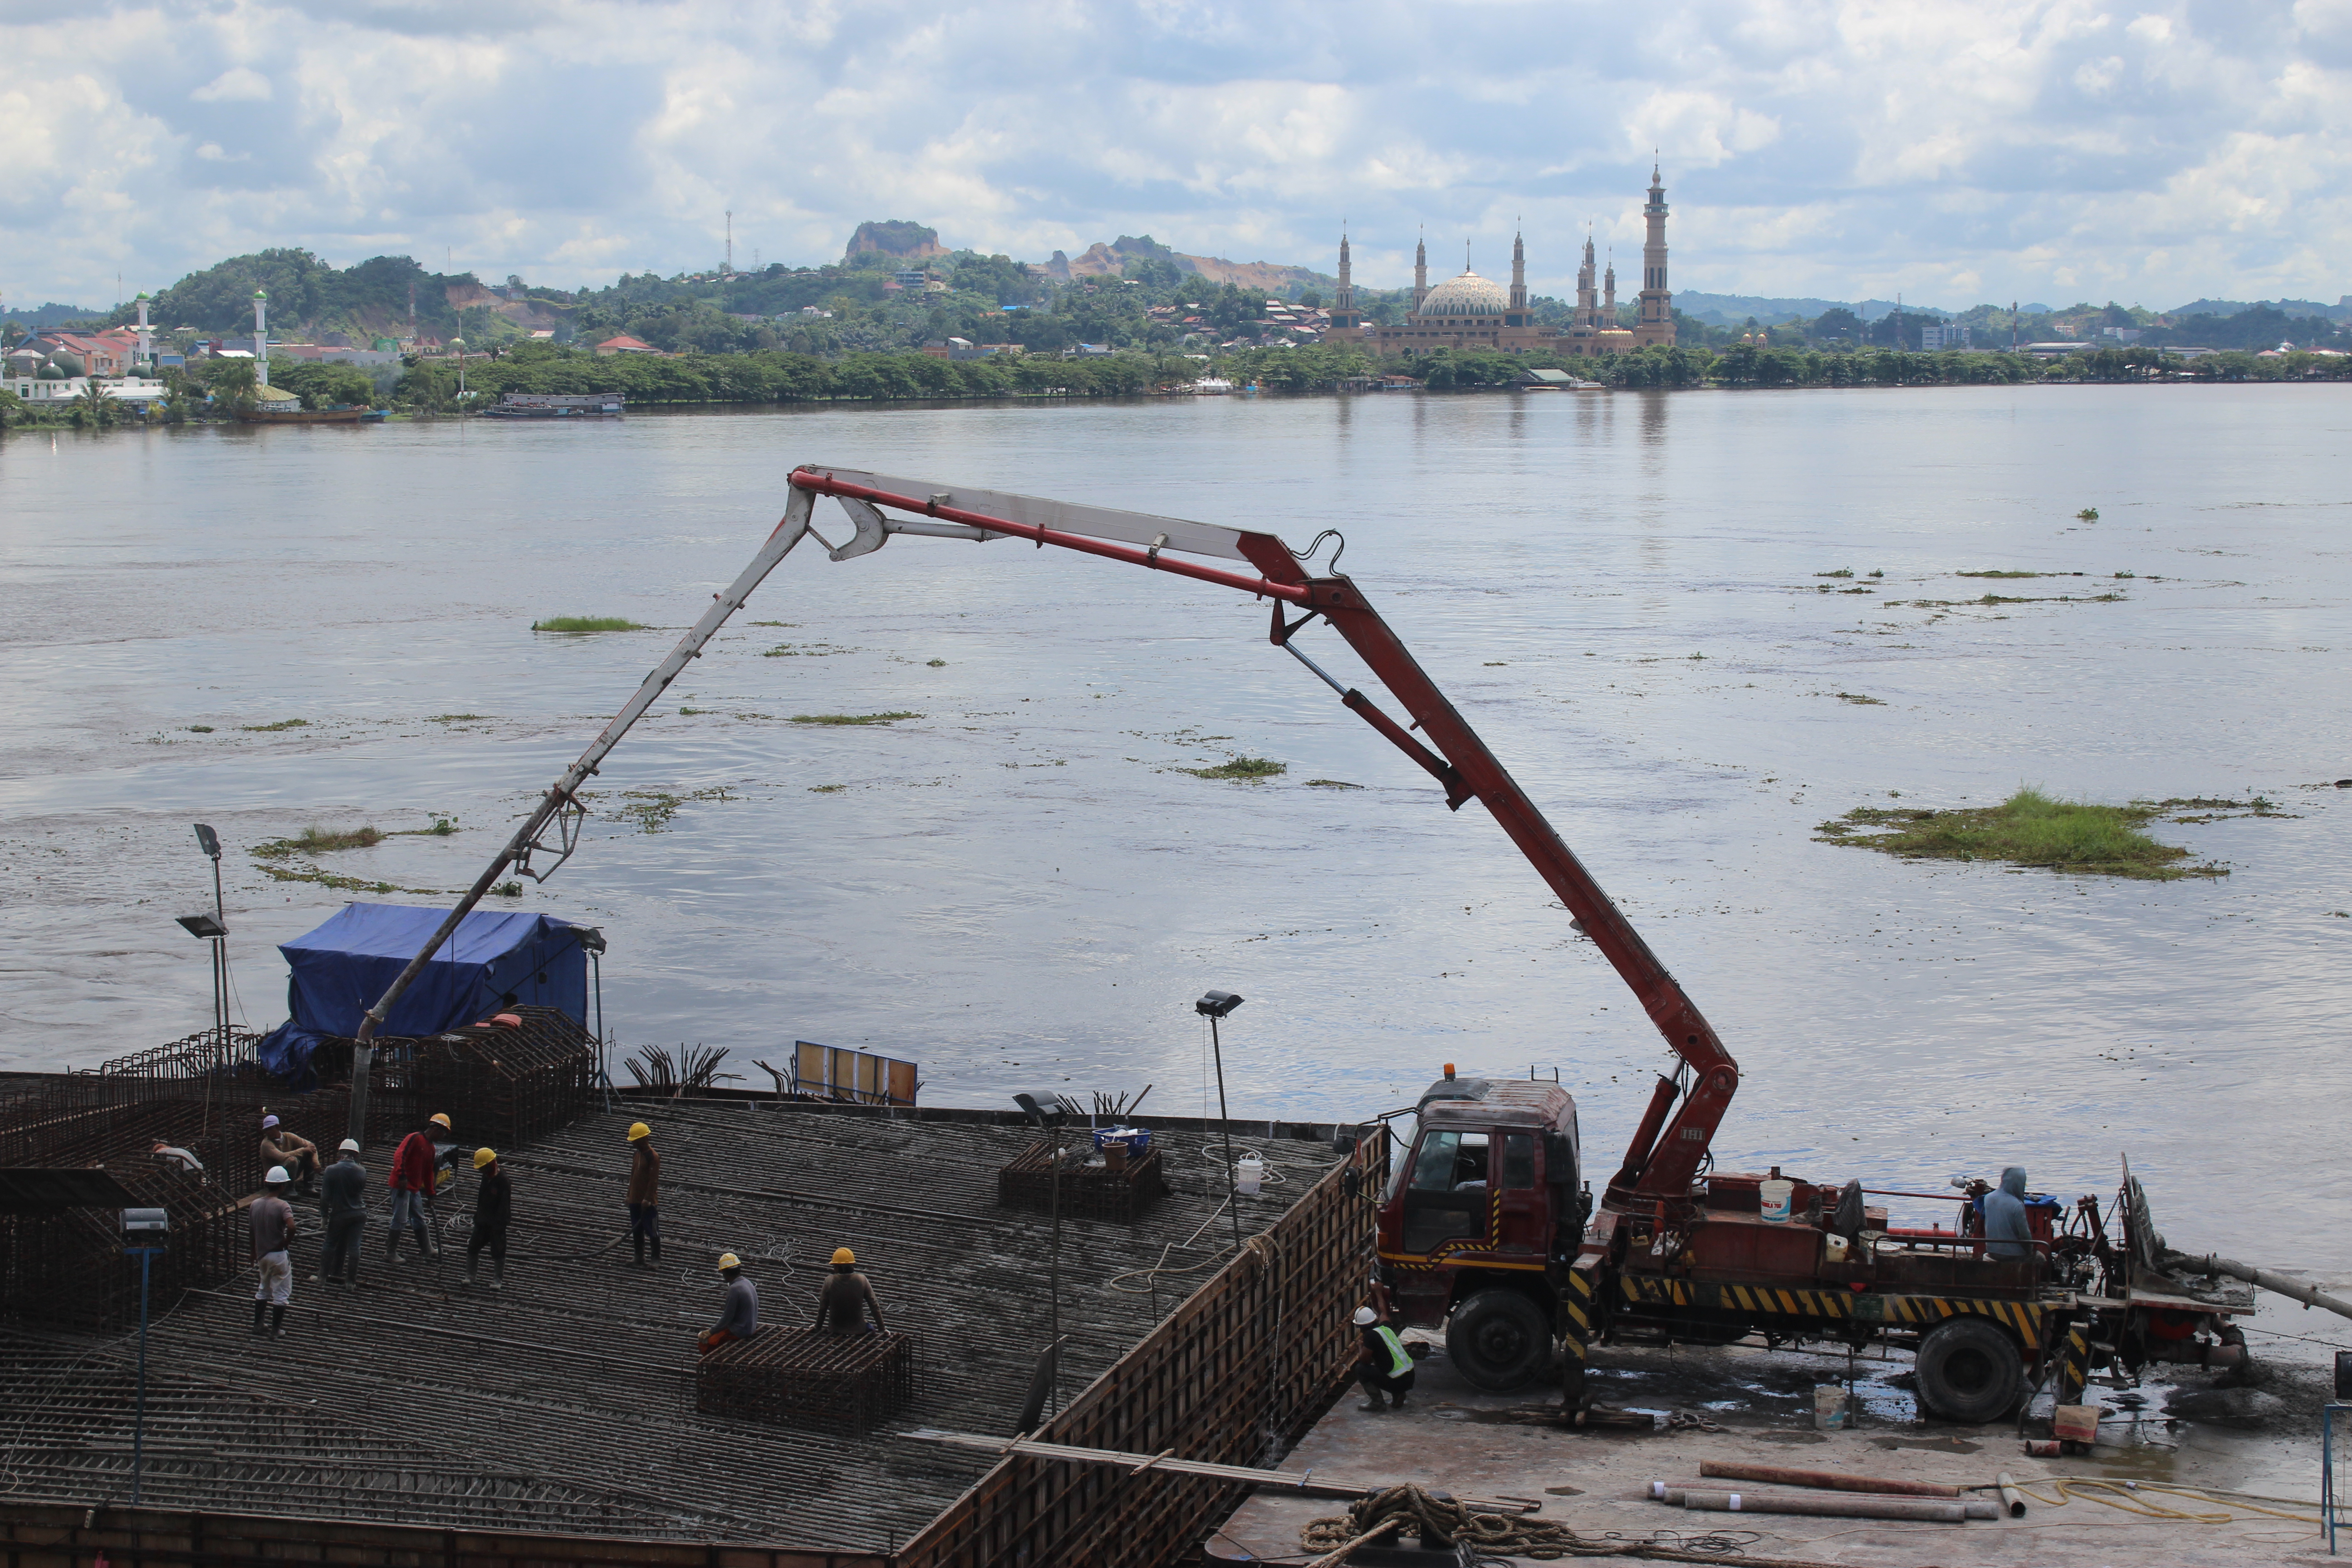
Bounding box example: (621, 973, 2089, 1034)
(0, 1102, 1345, 1555)
(698, 1327, 916, 1434)
(998, 1140, 1167, 1222)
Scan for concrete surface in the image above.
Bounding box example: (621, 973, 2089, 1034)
(1209, 1329, 2342, 1565)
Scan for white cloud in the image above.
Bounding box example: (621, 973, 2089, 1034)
(0, 0, 2343, 312)
(191, 65, 273, 102)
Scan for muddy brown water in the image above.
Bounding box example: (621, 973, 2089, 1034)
(3, 387, 2348, 1382)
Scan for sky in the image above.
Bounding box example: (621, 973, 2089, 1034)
(2, 0, 2347, 314)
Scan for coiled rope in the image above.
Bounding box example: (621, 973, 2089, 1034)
(1299, 1483, 1844, 1566)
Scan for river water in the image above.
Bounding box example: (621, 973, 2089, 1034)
(4, 387, 2349, 1315)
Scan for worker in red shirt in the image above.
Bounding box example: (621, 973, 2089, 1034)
(387, 1112, 450, 1262)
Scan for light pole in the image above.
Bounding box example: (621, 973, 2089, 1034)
(451, 336, 466, 407)
(122, 1206, 169, 1507)
(1196, 991, 1245, 1254)
(1014, 1090, 1069, 1416)
(180, 823, 230, 1136)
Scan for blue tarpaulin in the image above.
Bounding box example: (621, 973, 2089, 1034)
(257, 903, 589, 1085)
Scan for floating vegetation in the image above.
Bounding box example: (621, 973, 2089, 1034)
(1813, 787, 2273, 880)
(1183, 757, 1287, 781)
(748, 621, 797, 628)
(677, 706, 707, 715)
(242, 719, 309, 732)
(245, 818, 465, 892)
(186, 725, 214, 733)
(426, 713, 485, 723)
(617, 786, 735, 833)
(532, 616, 646, 632)
(790, 711, 920, 725)
(926, 659, 946, 667)
(1958, 570, 2077, 579)
(762, 642, 852, 657)
(1816, 569, 1854, 578)
(2076, 507, 2100, 522)
(1834, 692, 1886, 706)
(1304, 779, 1363, 789)
(492, 880, 524, 897)
(808, 784, 846, 793)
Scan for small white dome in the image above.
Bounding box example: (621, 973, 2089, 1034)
(1417, 270, 1509, 318)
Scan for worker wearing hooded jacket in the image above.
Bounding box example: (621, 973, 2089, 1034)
(1352, 1304, 1415, 1411)
(387, 1112, 449, 1261)
(1983, 1166, 2035, 1263)
(699, 1253, 759, 1355)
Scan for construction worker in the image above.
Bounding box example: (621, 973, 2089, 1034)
(1984, 1166, 2034, 1263)
(625, 1121, 661, 1269)
(387, 1112, 449, 1261)
(466, 1148, 510, 1289)
(698, 1252, 759, 1355)
(251, 1166, 298, 1338)
(319, 1138, 367, 1286)
(1352, 1304, 1415, 1411)
(815, 1247, 886, 1334)
(260, 1114, 319, 1196)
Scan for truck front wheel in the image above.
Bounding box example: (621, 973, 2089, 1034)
(1913, 1318, 2024, 1424)
(1446, 1289, 1553, 1392)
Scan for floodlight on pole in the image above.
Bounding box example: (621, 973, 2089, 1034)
(121, 1207, 169, 1506)
(1195, 990, 1246, 1254)
(1014, 1089, 1069, 1417)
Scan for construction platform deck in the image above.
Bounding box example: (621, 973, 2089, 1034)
(0, 1097, 1353, 1558)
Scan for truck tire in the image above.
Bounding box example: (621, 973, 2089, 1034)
(1914, 1318, 2024, 1424)
(1447, 1289, 1552, 1392)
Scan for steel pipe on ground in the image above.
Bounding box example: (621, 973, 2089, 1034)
(1697, 1460, 1961, 1497)
(1660, 1488, 1994, 1522)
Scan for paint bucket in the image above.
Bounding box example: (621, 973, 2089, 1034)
(1236, 1155, 1264, 1196)
(1759, 1177, 1794, 1222)
(1823, 1234, 1851, 1264)
(1814, 1385, 1852, 1430)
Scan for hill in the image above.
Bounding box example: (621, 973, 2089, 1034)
(2, 301, 107, 329)
(843, 221, 950, 263)
(1034, 233, 1335, 294)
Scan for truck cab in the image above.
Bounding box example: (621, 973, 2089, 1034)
(1376, 1069, 1584, 1389)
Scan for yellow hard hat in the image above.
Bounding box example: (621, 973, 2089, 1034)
(473, 1147, 497, 1169)
(831, 1247, 855, 1267)
(627, 1122, 651, 1141)
(716, 1252, 741, 1271)
(429, 1112, 452, 1130)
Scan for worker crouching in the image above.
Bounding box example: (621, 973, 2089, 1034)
(699, 1252, 759, 1355)
(815, 1247, 886, 1334)
(1352, 1305, 1415, 1412)
(466, 1148, 510, 1289)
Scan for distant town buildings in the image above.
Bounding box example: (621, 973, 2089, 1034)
(594, 334, 661, 356)
(1919, 322, 1971, 351)
(1328, 166, 1676, 358)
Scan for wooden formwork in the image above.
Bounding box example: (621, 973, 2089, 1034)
(901, 1127, 1388, 1568)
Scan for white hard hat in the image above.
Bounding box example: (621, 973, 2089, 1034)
(261, 1114, 280, 1129)
(1352, 1306, 1377, 1326)
(338, 1138, 360, 1153)
(265, 1166, 291, 1184)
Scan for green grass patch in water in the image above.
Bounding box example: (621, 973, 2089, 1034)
(789, 711, 920, 725)
(1182, 757, 1287, 781)
(531, 616, 647, 632)
(242, 719, 309, 732)
(1814, 787, 2264, 879)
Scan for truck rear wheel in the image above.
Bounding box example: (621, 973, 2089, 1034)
(1447, 1289, 1552, 1392)
(1914, 1318, 2024, 1424)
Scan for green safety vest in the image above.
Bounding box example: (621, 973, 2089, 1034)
(1371, 1325, 1412, 1378)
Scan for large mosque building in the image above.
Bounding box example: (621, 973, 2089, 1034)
(1327, 166, 1675, 358)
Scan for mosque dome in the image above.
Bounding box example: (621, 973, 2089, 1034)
(1416, 270, 1509, 318)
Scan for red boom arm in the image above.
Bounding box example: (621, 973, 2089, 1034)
(787, 469, 1736, 1207)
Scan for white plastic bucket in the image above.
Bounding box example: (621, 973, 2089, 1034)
(1759, 1177, 1794, 1222)
(1236, 1155, 1264, 1196)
